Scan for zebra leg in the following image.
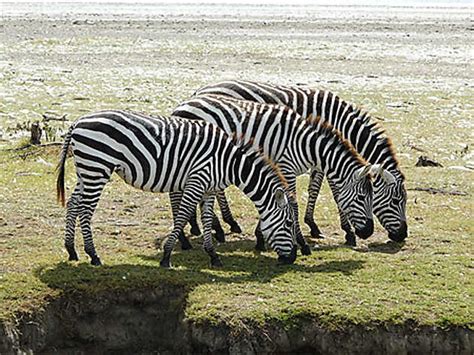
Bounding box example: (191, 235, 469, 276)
(77, 177, 110, 266)
(64, 182, 83, 261)
(216, 190, 242, 233)
(341, 214, 356, 247)
(188, 208, 201, 236)
(210, 205, 226, 243)
(198, 198, 225, 243)
(160, 182, 205, 268)
(304, 170, 325, 239)
(201, 194, 223, 267)
(327, 179, 356, 246)
(254, 221, 266, 252)
(286, 176, 311, 256)
(169, 192, 193, 250)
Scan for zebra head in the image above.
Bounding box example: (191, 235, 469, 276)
(259, 187, 298, 264)
(337, 165, 375, 239)
(371, 166, 408, 242)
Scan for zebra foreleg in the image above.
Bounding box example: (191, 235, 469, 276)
(304, 170, 325, 239)
(286, 176, 311, 256)
(201, 194, 223, 267)
(64, 183, 82, 261)
(188, 209, 201, 236)
(169, 192, 193, 250)
(327, 179, 356, 246)
(216, 190, 242, 233)
(340, 213, 356, 247)
(161, 182, 205, 268)
(254, 222, 266, 252)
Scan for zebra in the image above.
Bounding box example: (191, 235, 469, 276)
(172, 95, 379, 254)
(194, 80, 408, 245)
(56, 110, 298, 268)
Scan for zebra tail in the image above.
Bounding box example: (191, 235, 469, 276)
(56, 126, 73, 207)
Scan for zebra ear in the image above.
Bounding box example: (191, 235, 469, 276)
(370, 164, 396, 185)
(369, 164, 383, 176)
(275, 188, 289, 208)
(355, 164, 372, 181)
(381, 169, 396, 185)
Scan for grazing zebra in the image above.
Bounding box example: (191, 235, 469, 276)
(172, 95, 378, 254)
(56, 110, 297, 267)
(195, 80, 408, 245)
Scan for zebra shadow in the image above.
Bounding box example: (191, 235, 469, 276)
(36, 241, 366, 294)
(353, 241, 406, 254)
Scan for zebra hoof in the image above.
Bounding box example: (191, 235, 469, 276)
(68, 251, 79, 261)
(160, 258, 171, 268)
(344, 234, 357, 247)
(255, 243, 266, 252)
(90, 256, 102, 266)
(190, 226, 201, 236)
(210, 256, 223, 268)
(301, 244, 312, 256)
(181, 239, 193, 250)
(310, 228, 325, 239)
(229, 222, 242, 234)
(278, 246, 297, 265)
(214, 231, 226, 243)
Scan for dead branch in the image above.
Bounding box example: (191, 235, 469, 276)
(408, 187, 468, 196)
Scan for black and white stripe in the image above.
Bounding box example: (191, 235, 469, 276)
(195, 80, 408, 244)
(172, 96, 377, 253)
(56, 110, 297, 267)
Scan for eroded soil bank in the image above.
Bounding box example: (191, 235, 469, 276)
(1, 284, 472, 354)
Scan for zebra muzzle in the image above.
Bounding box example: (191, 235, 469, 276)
(277, 246, 297, 265)
(355, 218, 374, 239)
(388, 221, 408, 242)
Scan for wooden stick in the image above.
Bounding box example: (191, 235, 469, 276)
(408, 187, 468, 196)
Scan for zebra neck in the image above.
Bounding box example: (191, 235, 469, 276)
(312, 132, 363, 184)
(232, 152, 280, 215)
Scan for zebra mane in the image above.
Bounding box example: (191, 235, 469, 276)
(348, 104, 403, 176)
(311, 90, 402, 173)
(231, 132, 289, 189)
(305, 114, 367, 167)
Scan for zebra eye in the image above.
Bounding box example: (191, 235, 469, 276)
(285, 220, 293, 228)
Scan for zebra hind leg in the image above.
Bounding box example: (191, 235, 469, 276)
(304, 170, 325, 239)
(64, 183, 82, 261)
(77, 177, 111, 266)
(201, 194, 222, 267)
(216, 191, 242, 233)
(169, 192, 193, 250)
